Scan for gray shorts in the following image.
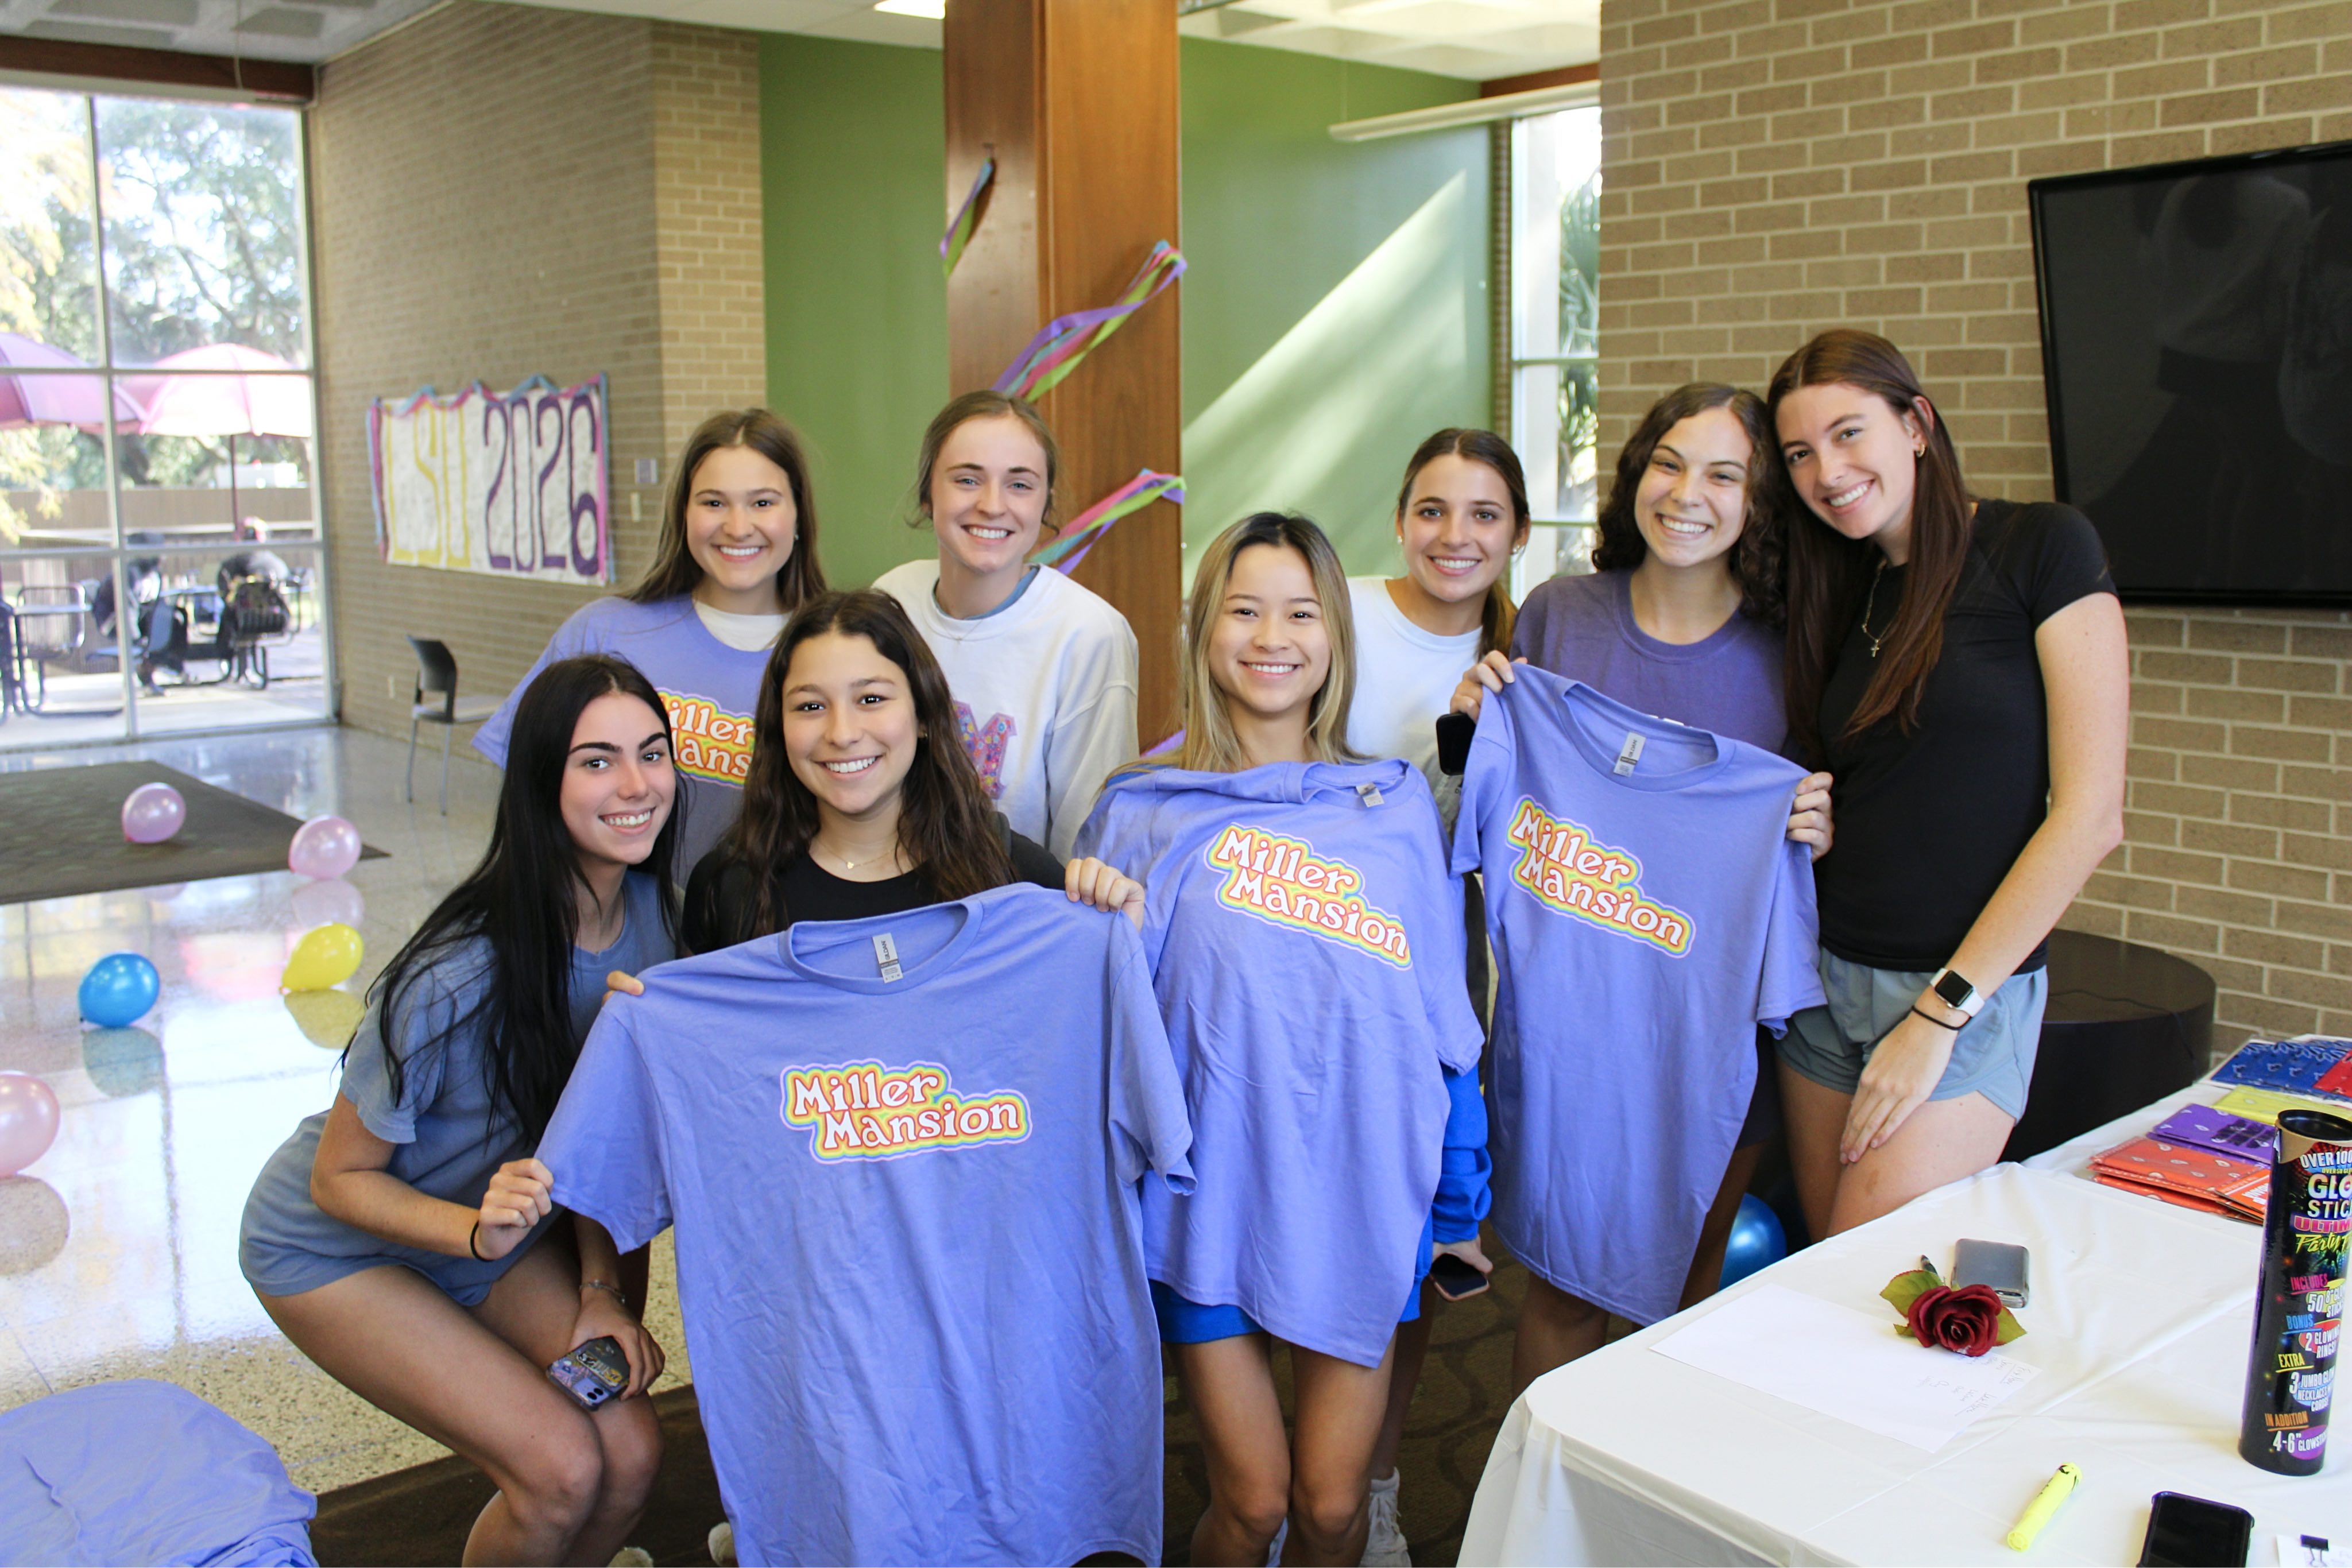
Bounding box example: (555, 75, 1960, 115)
(1777, 951, 2048, 1120)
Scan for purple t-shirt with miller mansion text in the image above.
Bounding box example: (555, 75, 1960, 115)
(1456, 669, 1824, 1325)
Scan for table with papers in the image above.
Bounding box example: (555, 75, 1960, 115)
(1460, 1094, 2352, 1566)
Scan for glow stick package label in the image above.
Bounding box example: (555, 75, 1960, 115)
(2242, 1108, 2352, 1474)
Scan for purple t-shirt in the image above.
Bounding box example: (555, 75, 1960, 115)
(540, 885, 1192, 1567)
(1076, 758, 1484, 1366)
(475, 596, 767, 872)
(1454, 669, 1825, 1325)
(1511, 569, 1786, 752)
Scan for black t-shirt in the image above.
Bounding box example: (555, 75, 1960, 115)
(1813, 498, 2115, 974)
(682, 825, 1063, 953)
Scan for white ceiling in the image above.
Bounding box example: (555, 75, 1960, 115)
(0, 0, 1599, 80)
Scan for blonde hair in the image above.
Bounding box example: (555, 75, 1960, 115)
(1163, 512, 1364, 775)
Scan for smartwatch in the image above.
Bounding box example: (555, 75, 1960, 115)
(1928, 967, 1983, 1019)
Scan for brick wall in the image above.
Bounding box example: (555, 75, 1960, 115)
(312, 1, 761, 744)
(1597, 0, 2352, 1051)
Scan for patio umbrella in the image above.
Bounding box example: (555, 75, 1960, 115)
(122, 344, 312, 532)
(0, 332, 146, 429)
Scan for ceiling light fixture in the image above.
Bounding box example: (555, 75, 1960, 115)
(873, 0, 946, 17)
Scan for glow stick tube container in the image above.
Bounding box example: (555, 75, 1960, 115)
(2241, 1108, 2352, 1474)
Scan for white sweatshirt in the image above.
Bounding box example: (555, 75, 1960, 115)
(874, 559, 1140, 861)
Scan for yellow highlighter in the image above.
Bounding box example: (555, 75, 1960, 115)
(2006, 1464, 2083, 1552)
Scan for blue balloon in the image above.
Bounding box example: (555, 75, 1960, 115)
(78, 952, 160, 1029)
(1719, 1193, 1788, 1289)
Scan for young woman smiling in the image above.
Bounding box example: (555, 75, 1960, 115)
(1452, 384, 1833, 1393)
(1769, 330, 2127, 1238)
(478, 409, 828, 873)
(680, 589, 1140, 948)
(874, 392, 1140, 859)
(242, 656, 682, 1567)
(1078, 515, 1488, 1568)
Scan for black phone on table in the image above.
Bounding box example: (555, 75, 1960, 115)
(1429, 1252, 1490, 1301)
(2138, 1491, 2253, 1567)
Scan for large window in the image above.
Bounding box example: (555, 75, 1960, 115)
(1, 86, 326, 748)
(1508, 105, 1601, 597)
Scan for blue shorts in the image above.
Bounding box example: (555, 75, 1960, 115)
(1151, 1277, 1422, 1345)
(1777, 951, 2049, 1120)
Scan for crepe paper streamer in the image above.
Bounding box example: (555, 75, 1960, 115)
(2003, 1462, 2080, 1551)
(941, 157, 995, 278)
(993, 242, 1186, 401)
(1034, 470, 1183, 576)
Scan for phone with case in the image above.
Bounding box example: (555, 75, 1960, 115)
(548, 1335, 630, 1411)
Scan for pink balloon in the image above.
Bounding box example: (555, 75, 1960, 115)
(288, 815, 362, 880)
(0, 1073, 60, 1179)
(121, 783, 186, 844)
(290, 877, 365, 933)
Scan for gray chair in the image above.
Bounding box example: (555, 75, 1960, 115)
(404, 636, 502, 814)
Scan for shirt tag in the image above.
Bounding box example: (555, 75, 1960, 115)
(1613, 731, 1646, 776)
(1355, 781, 1386, 808)
(872, 932, 902, 983)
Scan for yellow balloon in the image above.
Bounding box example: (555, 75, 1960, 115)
(283, 922, 363, 993)
(283, 988, 366, 1048)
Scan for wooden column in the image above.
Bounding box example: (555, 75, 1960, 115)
(944, 0, 1183, 742)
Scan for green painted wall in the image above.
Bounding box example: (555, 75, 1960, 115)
(1178, 40, 1487, 581)
(758, 34, 1488, 589)
(759, 33, 947, 591)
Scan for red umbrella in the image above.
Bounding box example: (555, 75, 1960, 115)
(0, 332, 146, 429)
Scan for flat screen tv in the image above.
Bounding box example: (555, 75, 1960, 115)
(2028, 141, 2352, 603)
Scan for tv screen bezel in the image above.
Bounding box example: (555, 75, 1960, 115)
(2026, 137, 2352, 607)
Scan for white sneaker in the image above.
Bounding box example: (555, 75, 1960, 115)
(1361, 1470, 1410, 1567)
(608, 1551, 653, 1568)
(1266, 1516, 1289, 1566)
(708, 1520, 737, 1566)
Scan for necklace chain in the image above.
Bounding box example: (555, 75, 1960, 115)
(1859, 559, 1892, 659)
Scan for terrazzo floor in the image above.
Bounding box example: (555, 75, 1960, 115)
(0, 725, 693, 1497)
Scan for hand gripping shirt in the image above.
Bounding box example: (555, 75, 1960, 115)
(539, 884, 1192, 1568)
(1076, 758, 1486, 1368)
(474, 595, 767, 873)
(1454, 670, 1826, 1326)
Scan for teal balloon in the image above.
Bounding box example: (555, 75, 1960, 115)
(82, 1026, 163, 1098)
(78, 952, 160, 1028)
(1719, 1194, 1787, 1290)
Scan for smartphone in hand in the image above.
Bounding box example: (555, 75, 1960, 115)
(548, 1335, 630, 1411)
(1429, 1252, 1490, 1302)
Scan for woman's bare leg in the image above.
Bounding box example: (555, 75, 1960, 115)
(1175, 1334, 1292, 1568)
(1284, 1339, 1396, 1566)
(1825, 1091, 2015, 1235)
(1510, 1274, 1610, 1396)
(1680, 1140, 1767, 1310)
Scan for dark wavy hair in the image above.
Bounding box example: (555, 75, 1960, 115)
(693, 590, 1015, 942)
(1591, 383, 1789, 628)
(1768, 330, 1972, 762)
(363, 655, 683, 1143)
(1392, 428, 1531, 656)
(630, 408, 827, 611)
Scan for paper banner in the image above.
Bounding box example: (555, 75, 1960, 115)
(368, 374, 612, 584)
(1034, 469, 1182, 575)
(941, 157, 995, 278)
(993, 242, 1185, 402)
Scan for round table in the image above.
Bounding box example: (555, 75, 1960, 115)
(2002, 928, 2215, 1162)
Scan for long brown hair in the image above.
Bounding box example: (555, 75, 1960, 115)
(697, 590, 1013, 940)
(1156, 513, 1364, 776)
(1769, 330, 1972, 764)
(630, 408, 827, 610)
(1592, 384, 1789, 628)
(907, 389, 1060, 531)
(1393, 428, 1530, 656)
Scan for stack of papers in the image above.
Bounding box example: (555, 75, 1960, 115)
(2088, 1104, 2274, 1223)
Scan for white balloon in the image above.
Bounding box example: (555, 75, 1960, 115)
(290, 877, 366, 934)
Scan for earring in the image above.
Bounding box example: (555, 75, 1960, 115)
(1913, 444, 1925, 458)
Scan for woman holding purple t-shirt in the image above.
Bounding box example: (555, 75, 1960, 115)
(1453, 383, 1832, 1394)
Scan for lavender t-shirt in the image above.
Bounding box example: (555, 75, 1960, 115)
(540, 885, 1191, 1568)
(1512, 570, 1786, 752)
(1454, 670, 1824, 1325)
(475, 596, 768, 872)
(1076, 759, 1485, 1367)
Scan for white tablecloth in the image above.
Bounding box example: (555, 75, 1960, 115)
(1460, 1126, 2352, 1565)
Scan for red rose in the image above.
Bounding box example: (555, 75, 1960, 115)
(1906, 1283, 2005, 1356)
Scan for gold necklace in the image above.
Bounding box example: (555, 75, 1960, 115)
(1859, 559, 1893, 659)
(816, 839, 895, 876)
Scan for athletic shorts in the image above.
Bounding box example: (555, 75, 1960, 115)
(1776, 951, 2048, 1121)
(1150, 1277, 1421, 1345)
